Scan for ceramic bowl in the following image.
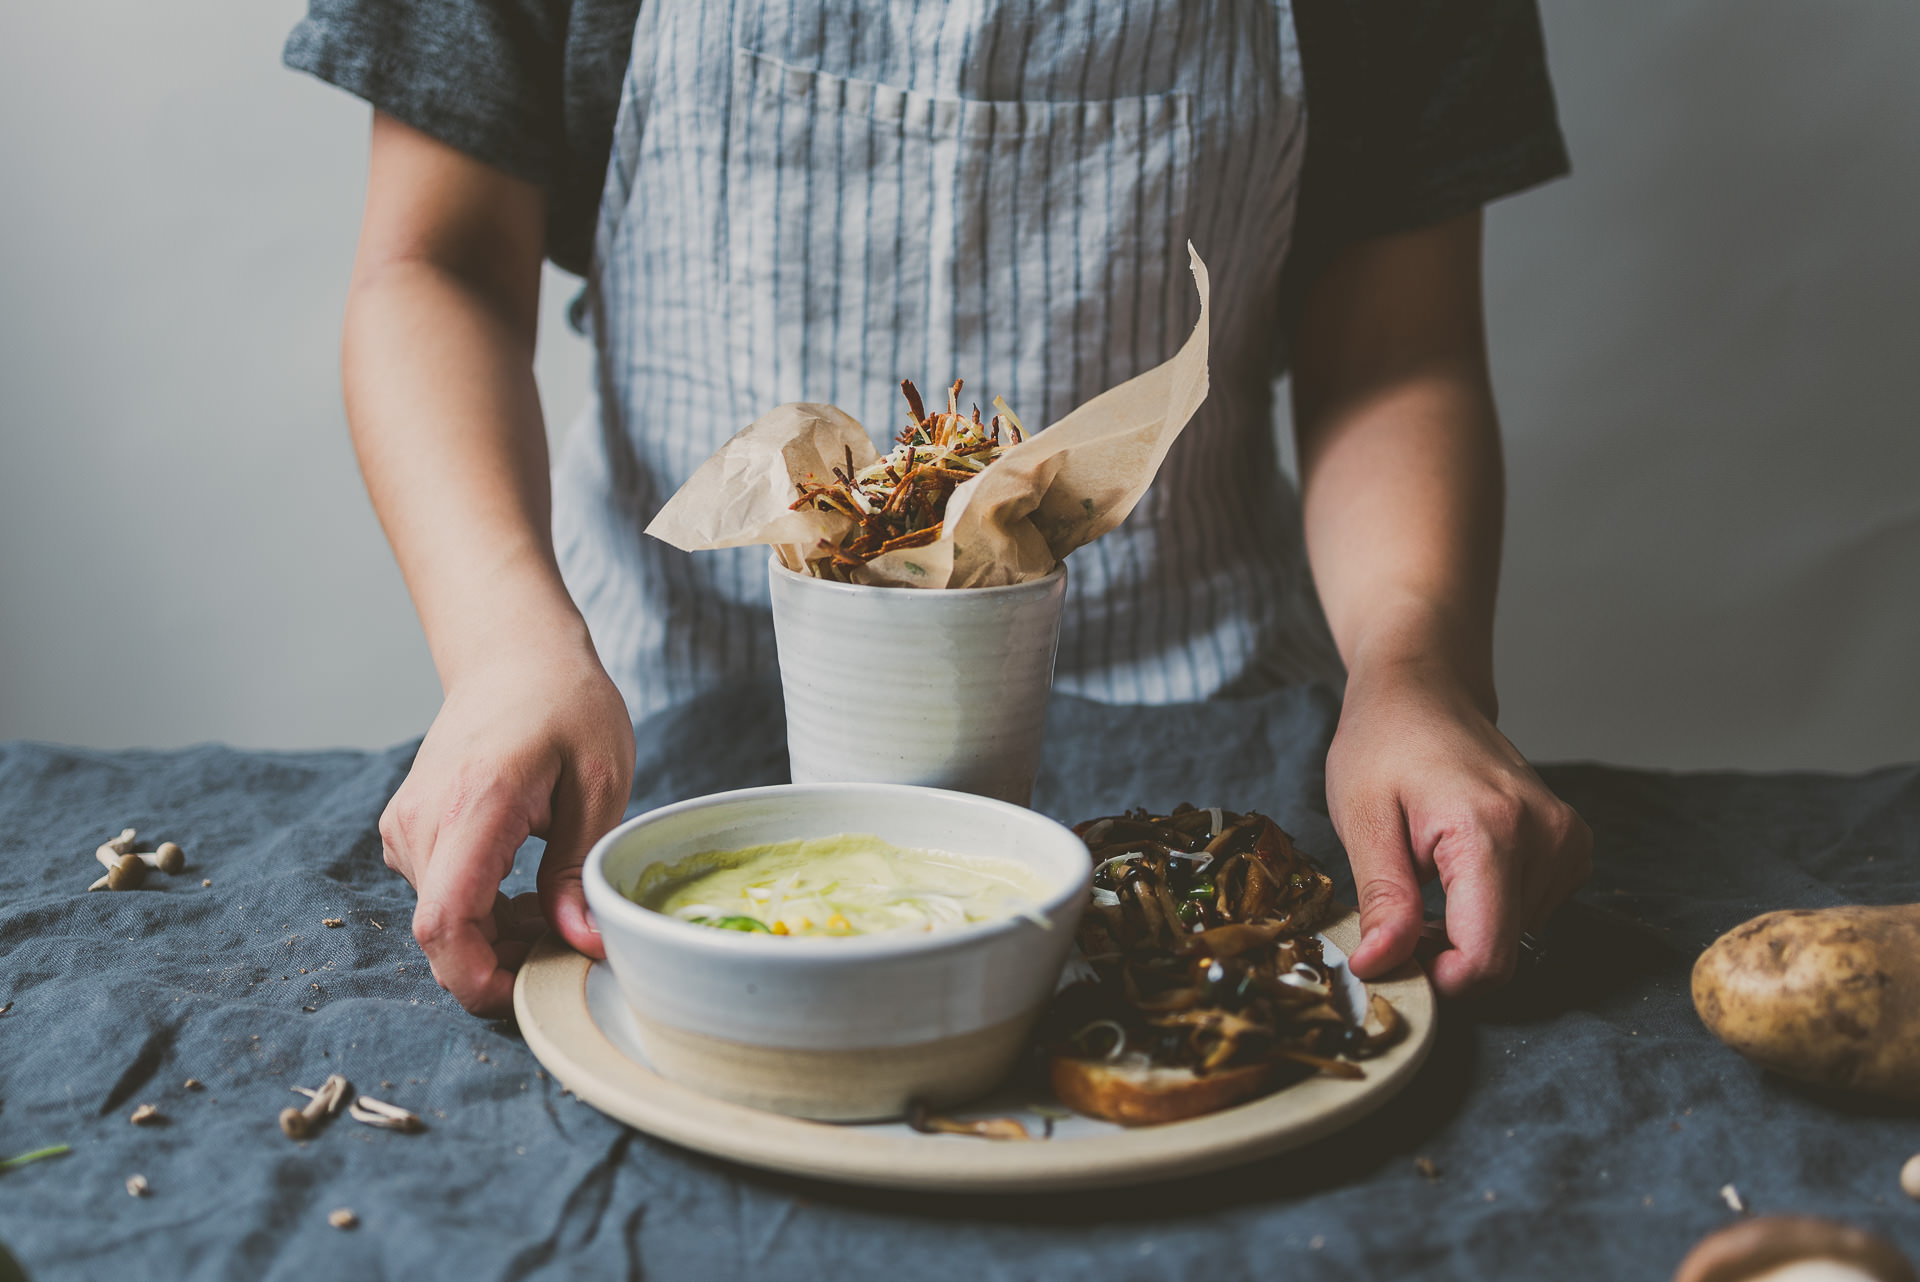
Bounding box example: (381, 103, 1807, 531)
(582, 783, 1092, 1121)
(767, 558, 1067, 806)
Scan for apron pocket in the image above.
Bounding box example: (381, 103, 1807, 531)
(726, 47, 1195, 444)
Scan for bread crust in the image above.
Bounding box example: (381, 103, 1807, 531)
(1048, 1055, 1279, 1127)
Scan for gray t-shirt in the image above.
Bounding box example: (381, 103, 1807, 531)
(284, 0, 1571, 323)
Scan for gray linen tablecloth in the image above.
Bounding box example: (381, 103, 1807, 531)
(2, 680, 1917, 1280)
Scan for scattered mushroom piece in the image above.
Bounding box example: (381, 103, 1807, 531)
(129, 1103, 162, 1126)
(279, 1074, 351, 1140)
(322, 918, 344, 929)
(1721, 1184, 1747, 1215)
(1672, 1215, 1918, 1282)
(126, 1174, 150, 1197)
(183, 1078, 203, 1090)
(328, 1208, 358, 1230)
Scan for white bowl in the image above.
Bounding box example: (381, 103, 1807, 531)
(583, 783, 1092, 1121)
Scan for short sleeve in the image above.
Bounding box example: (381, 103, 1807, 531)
(283, 0, 567, 193)
(1281, 0, 1571, 329)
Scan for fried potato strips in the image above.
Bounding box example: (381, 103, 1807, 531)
(788, 379, 1024, 579)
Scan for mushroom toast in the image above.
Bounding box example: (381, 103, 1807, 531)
(1043, 804, 1405, 1126)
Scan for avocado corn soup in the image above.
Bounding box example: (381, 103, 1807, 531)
(632, 834, 1050, 937)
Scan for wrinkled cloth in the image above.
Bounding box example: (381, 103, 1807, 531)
(1, 683, 1917, 1281)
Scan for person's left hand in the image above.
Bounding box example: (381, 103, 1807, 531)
(1327, 654, 1592, 998)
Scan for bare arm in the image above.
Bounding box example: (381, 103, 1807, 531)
(347, 113, 633, 1014)
(1292, 210, 1589, 995)
(346, 112, 566, 686)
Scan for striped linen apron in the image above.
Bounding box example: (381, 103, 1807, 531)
(552, 0, 1344, 721)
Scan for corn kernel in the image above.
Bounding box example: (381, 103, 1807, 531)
(770, 920, 789, 935)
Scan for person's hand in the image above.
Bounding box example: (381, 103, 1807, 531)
(1328, 653, 1591, 997)
(379, 633, 635, 1015)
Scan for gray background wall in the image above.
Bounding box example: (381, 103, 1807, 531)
(2, 1, 1915, 771)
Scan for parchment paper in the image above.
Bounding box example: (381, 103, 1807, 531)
(645, 246, 1213, 588)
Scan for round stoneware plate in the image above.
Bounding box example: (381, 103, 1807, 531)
(514, 906, 1435, 1193)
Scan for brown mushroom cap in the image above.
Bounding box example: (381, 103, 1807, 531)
(105, 854, 147, 891)
(1674, 1217, 1918, 1282)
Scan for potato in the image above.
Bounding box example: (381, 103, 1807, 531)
(1692, 905, 1920, 1100)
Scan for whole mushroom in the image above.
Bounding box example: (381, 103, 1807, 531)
(1673, 1217, 1917, 1282)
(93, 844, 147, 891)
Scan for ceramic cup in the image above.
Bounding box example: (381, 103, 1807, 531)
(767, 558, 1068, 806)
(583, 783, 1092, 1121)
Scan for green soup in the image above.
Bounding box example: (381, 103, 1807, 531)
(633, 833, 1050, 937)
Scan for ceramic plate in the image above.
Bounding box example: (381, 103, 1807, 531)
(513, 907, 1435, 1193)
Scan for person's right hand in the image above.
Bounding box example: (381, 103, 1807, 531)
(379, 631, 635, 1016)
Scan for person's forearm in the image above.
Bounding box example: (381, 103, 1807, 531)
(343, 114, 631, 1014)
(1296, 370, 1503, 711)
(343, 249, 586, 690)
(1292, 213, 1503, 717)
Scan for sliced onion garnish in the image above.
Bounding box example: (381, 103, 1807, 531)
(1276, 970, 1331, 997)
(1070, 1019, 1129, 1060)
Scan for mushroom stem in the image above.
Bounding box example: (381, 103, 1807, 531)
(347, 1096, 425, 1133)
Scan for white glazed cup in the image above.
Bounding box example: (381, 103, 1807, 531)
(583, 783, 1093, 1120)
(767, 557, 1068, 806)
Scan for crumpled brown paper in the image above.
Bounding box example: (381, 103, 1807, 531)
(646, 245, 1211, 588)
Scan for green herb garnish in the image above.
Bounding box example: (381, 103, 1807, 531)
(0, 1145, 71, 1173)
